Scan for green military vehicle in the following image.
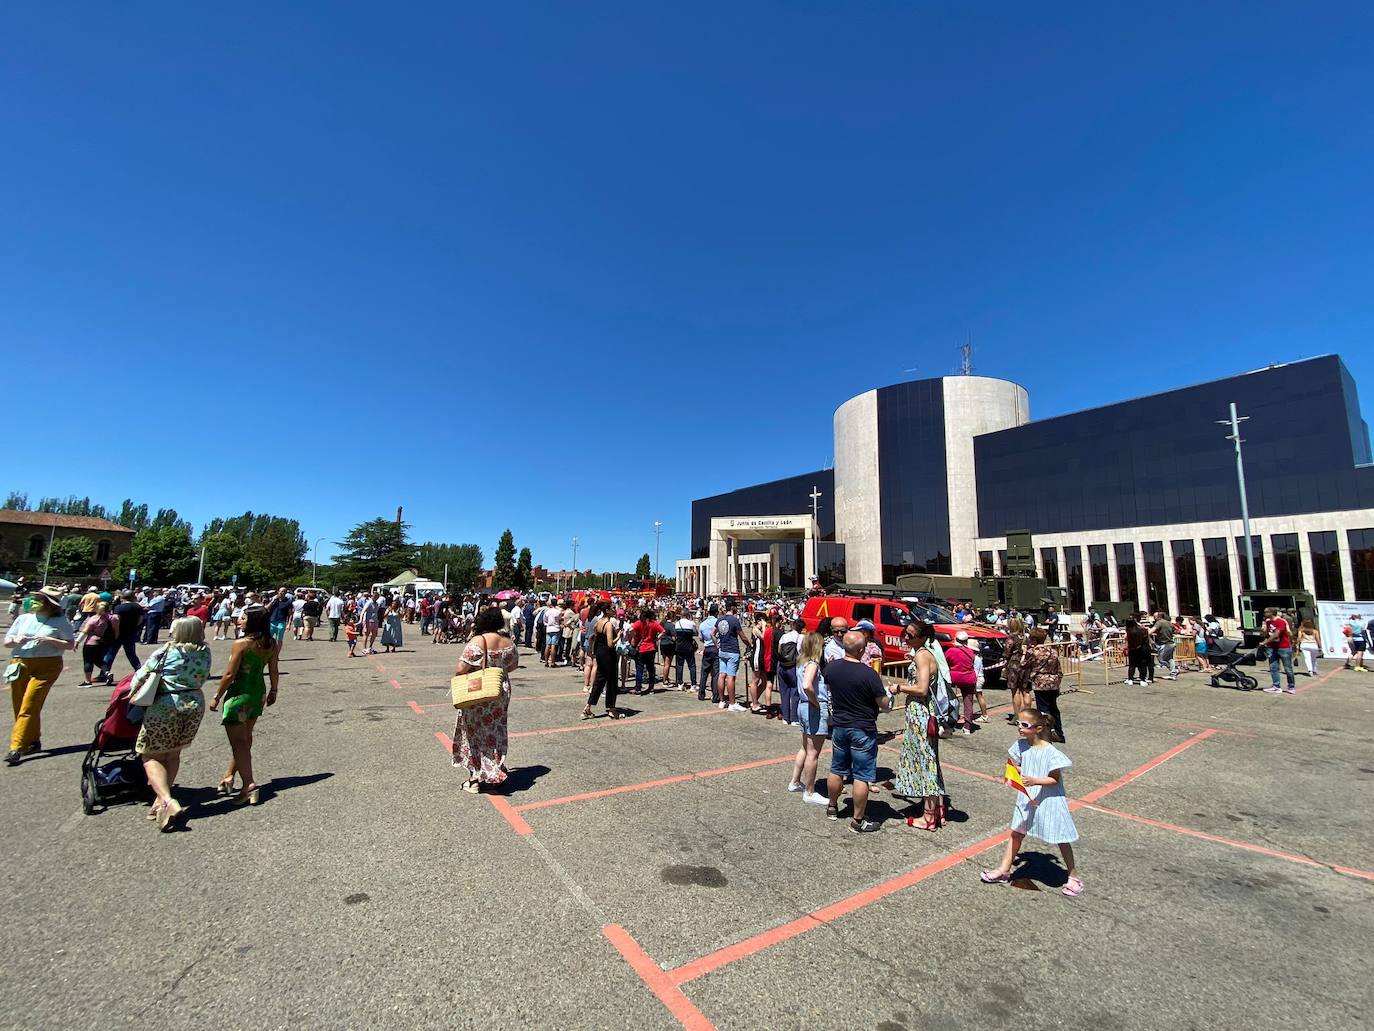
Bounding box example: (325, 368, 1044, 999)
(1237, 589, 1317, 647)
(894, 572, 1066, 614)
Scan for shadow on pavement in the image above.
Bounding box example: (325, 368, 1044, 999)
(1009, 850, 1070, 888)
(489, 764, 551, 795)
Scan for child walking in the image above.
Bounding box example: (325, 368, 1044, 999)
(980, 708, 1083, 897)
(345, 617, 360, 658)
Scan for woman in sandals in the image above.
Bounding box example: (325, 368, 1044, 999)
(582, 602, 624, 720)
(209, 605, 279, 806)
(452, 605, 519, 792)
(137, 616, 212, 831)
(890, 620, 947, 831)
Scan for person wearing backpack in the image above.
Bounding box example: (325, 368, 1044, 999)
(776, 617, 804, 726)
(78, 601, 120, 686)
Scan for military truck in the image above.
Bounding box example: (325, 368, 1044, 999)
(1237, 589, 1317, 647)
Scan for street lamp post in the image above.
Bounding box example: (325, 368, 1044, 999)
(653, 520, 663, 582)
(1218, 404, 1257, 589)
(571, 535, 579, 589)
(313, 536, 327, 587)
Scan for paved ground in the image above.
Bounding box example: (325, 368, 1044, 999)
(2, 618, 1373, 1031)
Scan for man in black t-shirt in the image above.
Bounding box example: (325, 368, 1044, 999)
(825, 631, 894, 834)
(110, 591, 145, 675)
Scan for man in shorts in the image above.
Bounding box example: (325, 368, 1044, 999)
(824, 630, 895, 833)
(302, 592, 322, 641)
(713, 600, 744, 710)
(267, 589, 295, 652)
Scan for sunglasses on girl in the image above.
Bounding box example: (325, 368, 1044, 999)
(1016, 720, 1038, 729)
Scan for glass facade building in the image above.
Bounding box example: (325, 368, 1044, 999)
(874, 380, 952, 582)
(690, 470, 834, 560)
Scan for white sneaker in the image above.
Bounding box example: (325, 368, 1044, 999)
(1141, 679, 1152, 685)
(729, 703, 747, 712)
(786, 781, 804, 793)
(956, 727, 971, 735)
(718, 702, 727, 710)
(802, 792, 829, 805)
(1123, 678, 1135, 685)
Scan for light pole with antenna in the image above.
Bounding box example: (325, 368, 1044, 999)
(653, 521, 663, 582)
(313, 537, 326, 587)
(571, 535, 579, 588)
(1218, 403, 1257, 589)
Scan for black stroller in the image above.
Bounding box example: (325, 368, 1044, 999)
(79, 677, 152, 814)
(1206, 639, 1260, 691)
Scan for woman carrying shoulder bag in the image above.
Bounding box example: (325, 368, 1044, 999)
(583, 603, 624, 720)
(137, 617, 212, 831)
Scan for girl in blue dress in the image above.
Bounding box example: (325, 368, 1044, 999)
(980, 708, 1083, 897)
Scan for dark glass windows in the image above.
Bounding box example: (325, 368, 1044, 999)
(978, 551, 994, 576)
(1114, 543, 1138, 609)
(876, 381, 952, 581)
(690, 469, 834, 560)
(1202, 538, 1234, 618)
(1088, 545, 1109, 604)
(1272, 533, 1303, 591)
(1064, 545, 1085, 612)
(972, 356, 1374, 538)
(1234, 536, 1267, 591)
(1350, 529, 1374, 601)
(1142, 542, 1167, 612)
(1041, 548, 1059, 587)
(1172, 540, 1201, 616)
(1308, 531, 1343, 600)
(997, 549, 1008, 574)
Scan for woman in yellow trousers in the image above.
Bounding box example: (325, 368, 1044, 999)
(4, 586, 77, 764)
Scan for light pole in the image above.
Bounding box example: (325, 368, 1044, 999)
(809, 485, 822, 583)
(571, 535, 579, 588)
(313, 536, 327, 587)
(653, 520, 663, 582)
(1218, 404, 1257, 589)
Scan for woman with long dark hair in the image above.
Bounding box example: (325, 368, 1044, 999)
(452, 605, 520, 792)
(209, 605, 280, 805)
(891, 620, 947, 831)
(583, 602, 624, 720)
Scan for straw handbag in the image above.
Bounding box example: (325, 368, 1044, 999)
(451, 642, 503, 710)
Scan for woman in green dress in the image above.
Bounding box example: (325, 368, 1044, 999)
(209, 606, 279, 806)
(892, 620, 947, 831)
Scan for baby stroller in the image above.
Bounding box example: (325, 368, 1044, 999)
(79, 676, 151, 815)
(1206, 639, 1260, 691)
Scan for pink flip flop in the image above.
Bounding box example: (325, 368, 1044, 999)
(980, 868, 1011, 884)
(1062, 876, 1084, 897)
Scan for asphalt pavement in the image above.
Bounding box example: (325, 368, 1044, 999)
(2, 617, 1372, 1031)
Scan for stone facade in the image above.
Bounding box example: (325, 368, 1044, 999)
(0, 511, 136, 579)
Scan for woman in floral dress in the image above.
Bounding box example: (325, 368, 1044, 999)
(452, 606, 519, 792)
(892, 620, 947, 830)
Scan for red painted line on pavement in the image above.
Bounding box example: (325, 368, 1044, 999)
(390, 678, 402, 690)
(435, 730, 453, 750)
(512, 754, 800, 813)
(878, 742, 1001, 786)
(1081, 803, 1374, 883)
(669, 826, 1012, 986)
(1166, 722, 1257, 738)
(1076, 729, 1215, 805)
(1293, 664, 1342, 696)
(486, 794, 533, 836)
(510, 708, 724, 739)
(407, 700, 425, 715)
(376, 663, 385, 672)
(603, 924, 716, 1031)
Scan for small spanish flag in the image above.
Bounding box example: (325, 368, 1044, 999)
(1004, 762, 1037, 805)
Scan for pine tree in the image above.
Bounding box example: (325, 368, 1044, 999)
(493, 530, 516, 588)
(333, 517, 417, 590)
(635, 553, 652, 579)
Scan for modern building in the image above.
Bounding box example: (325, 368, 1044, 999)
(676, 355, 1374, 616)
(0, 510, 136, 580)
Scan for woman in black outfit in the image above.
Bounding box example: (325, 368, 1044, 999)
(581, 603, 623, 720)
(1124, 615, 1153, 685)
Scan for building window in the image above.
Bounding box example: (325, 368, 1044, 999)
(1171, 540, 1201, 616)
(1114, 543, 1138, 610)
(1308, 531, 1343, 600)
(95, 539, 111, 562)
(1234, 535, 1267, 591)
(1271, 533, 1303, 591)
(1202, 538, 1234, 618)
(997, 549, 1007, 575)
(1040, 548, 1059, 587)
(1088, 545, 1109, 605)
(27, 535, 45, 559)
(1350, 529, 1374, 601)
(978, 551, 994, 577)
(1142, 542, 1167, 612)
(1063, 545, 1085, 612)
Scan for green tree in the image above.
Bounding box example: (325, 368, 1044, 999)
(200, 531, 244, 585)
(113, 526, 198, 585)
(492, 530, 516, 588)
(201, 511, 308, 585)
(37, 495, 110, 520)
(635, 553, 652, 579)
(115, 499, 150, 532)
(514, 547, 533, 591)
(333, 517, 416, 589)
(3, 492, 29, 510)
(45, 535, 96, 577)
(414, 542, 484, 589)
(149, 508, 192, 534)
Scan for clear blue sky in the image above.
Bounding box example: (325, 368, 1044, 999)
(4, 2, 1371, 574)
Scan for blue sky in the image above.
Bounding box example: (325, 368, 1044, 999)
(4, 2, 1372, 574)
